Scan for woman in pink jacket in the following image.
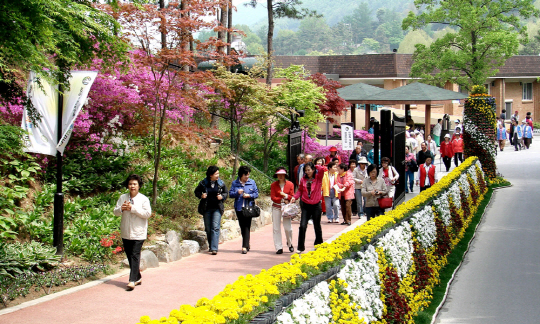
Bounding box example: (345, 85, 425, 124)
(337, 162, 355, 225)
(452, 127, 464, 167)
(290, 162, 327, 253)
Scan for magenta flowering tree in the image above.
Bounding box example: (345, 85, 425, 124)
(301, 131, 352, 162)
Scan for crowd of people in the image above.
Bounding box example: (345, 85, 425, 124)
(114, 112, 535, 290)
(500, 110, 534, 151)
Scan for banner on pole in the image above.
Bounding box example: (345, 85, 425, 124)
(22, 71, 97, 156)
(341, 123, 354, 151)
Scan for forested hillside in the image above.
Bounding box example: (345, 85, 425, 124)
(209, 0, 540, 56)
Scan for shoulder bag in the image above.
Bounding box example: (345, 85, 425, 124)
(242, 198, 261, 218)
(377, 197, 393, 209)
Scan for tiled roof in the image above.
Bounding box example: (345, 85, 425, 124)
(273, 54, 540, 79)
(337, 82, 386, 100)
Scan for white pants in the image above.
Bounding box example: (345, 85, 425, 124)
(272, 207, 293, 250)
(387, 185, 396, 198)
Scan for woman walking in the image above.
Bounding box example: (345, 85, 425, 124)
(322, 161, 340, 223)
(497, 123, 507, 151)
(114, 174, 152, 290)
(229, 166, 259, 254)
(452, 128, 464, 167)
(290, 162, 327, 253)
(523, 119, 533, 149)
(440, 134, 454, 172)
(513, 119, 523, 151)
(379, 157, 399, 199)
(426, 134, 438, 156)
(361, 165, 387, 221)
(404, 147, 416, 193)
(194, 166, 228, 255)
(270, 167, 295, 254)
(353, 157, 369, 217)
(337, 162, 355, 225)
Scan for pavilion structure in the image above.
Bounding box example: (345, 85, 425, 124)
(337, 82, 387, 131)
(342, 82, 468, 137)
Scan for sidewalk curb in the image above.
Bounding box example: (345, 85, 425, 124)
(0, 269, 130, 316)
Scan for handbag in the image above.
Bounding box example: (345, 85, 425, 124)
(242, 198, 261, 218)
(377, 197, 393, 209)
(281, 203, 300, 219)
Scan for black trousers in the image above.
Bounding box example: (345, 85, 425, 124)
(513, 134, 522, 150)
(454, 153, 463, 167)
(298, 202, 322, 251)
(236, 210, 253, 249)
(364, 206, 383, 221)
(442, 156, 452, 171)
(122, 239, 144, 283)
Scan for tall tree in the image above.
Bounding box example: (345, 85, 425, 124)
(111, 1, 236, 205)
(214, 66, 286, 176)
(246, 0, 319, 85)
(403, 0, 540, 89)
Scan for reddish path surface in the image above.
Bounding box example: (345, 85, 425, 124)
(1, 218, 358, 324)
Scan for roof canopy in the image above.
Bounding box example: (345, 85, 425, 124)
(348, 82, 468, 104)
(337, 82, 387, 101)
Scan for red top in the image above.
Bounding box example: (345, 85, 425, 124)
(419, 164, 436, 188)
(440, 140, 454, 158)
(293, 165, 328, 205)
(337, 171, 355, 200)
(325, 154, 342, 165)
(452, 137, 464, 153)
(527, 119, 533, 130)
(270, 180, 295, 207)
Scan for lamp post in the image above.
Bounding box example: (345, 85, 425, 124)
(287, 109, 304, 184)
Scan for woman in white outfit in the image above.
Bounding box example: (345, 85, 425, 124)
(426, 134, 438, 157)
(270, 167, 295, 254)
(114, 174, 152, 290)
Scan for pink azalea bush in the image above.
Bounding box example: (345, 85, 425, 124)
(301, 131, 352, 162)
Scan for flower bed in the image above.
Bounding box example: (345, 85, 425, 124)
(137, 157, 489, 324)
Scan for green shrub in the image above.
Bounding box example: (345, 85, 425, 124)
(0, 241, 59, 278)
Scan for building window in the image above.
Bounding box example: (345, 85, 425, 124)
(523, 83, 533, 101)
(505, 101, 512, 112)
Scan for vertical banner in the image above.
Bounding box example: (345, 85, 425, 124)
(22, 72, 58, 156)
(56, 71, 97, 154)
(341, 122, 354, 151)
(22, 71, 97, 156)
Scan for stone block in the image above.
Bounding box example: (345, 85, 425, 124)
(165, 230, 180, 246)
(219, 219, 241, 243)
(167, 243, 183, 262)
(180, 240, 200, 256)
(140, 250, 159, 270)
(188, 230, 208, 251)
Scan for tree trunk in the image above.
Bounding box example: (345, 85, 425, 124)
(266, 0, 274, 86)
(218, 5, 227, 57)
(210, 113, 220, 128)
(227, 3, 233, 55)
(152, 103, 167, 206)
(160, 0, 167, 49)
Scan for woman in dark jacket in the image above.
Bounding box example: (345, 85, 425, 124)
(194, 166, 228, 255)
(229, 166, 259, 254)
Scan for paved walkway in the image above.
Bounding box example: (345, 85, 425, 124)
(0, 147, 487, 324)
(436, 142, 540, 323)
(0, 213, 362, 324)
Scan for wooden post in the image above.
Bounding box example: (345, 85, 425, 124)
(351, 103, 356, 131)
(425, 104, 432, 138)
(365, 104, 371, 130)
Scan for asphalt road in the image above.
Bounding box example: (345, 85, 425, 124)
(436, 142, 540, 323)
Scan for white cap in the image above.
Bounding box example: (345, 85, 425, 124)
(522, 119, 527, 123)
(444, 134, 451, 138)
(414, 130, 420, 134)
(455, 119, 460, 123)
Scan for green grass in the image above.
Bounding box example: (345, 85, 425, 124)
(413, 186, 496, 324)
